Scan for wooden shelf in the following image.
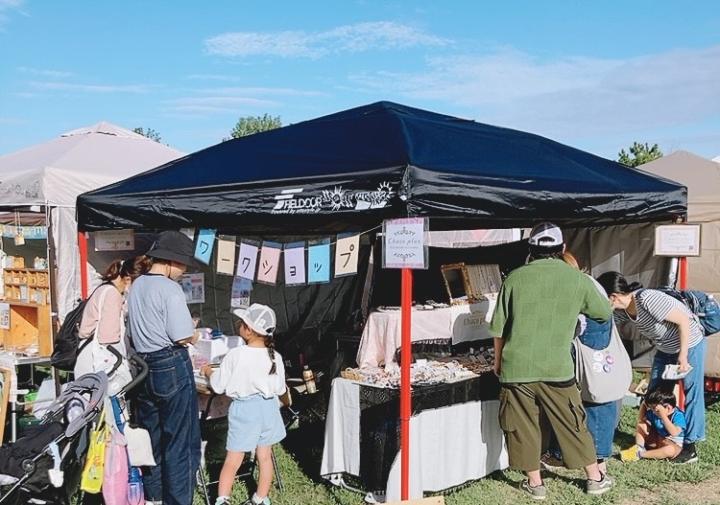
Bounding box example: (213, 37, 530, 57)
(1, 267, 52, 357)
(2, 301, 46, 308)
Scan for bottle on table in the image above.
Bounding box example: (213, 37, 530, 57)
(302, 365, 317, 394)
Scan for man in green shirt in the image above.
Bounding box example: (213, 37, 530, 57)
(489, 222, 614, 500)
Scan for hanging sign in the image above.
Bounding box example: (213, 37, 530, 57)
(654, 224, 702, 257)
(0, 303, 9, 330)
(237, 241, 259, 280)
(0, 225, 47, 240)
(308, 241, 331, 284)
(382, 217, 429, 269)
(256, 242, 282, 285)
(283, 243, 306, 286)
(216, 236, 237, 275)
(94, 230, 135, 252)
(231, 276, 253, 308)
(179, 273, 205, 304)
(334, 234, 360, 277)
(194, 229, 216, 265)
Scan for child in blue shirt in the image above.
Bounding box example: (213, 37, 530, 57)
(621, 389, 686, 461)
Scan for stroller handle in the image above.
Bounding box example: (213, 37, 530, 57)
(121, 354, 148, 395)
(106, 345, 124, 376)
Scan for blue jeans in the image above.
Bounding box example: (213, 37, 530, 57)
(649, 338, 706, 444)
(136, 346, 201, 505)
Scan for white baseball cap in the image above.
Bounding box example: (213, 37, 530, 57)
(528, 222, 564, 248)
(233, 303, 277, 336)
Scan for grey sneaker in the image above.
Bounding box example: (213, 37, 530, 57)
(586, 474, 613, 496)
(520, 480, 547, 500)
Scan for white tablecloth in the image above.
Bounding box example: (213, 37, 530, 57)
(356, 302, 495, 369)
(320, 378, 508, 501)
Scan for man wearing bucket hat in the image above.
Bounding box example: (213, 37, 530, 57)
(489, 222, 614, 500)
(127, 231, 201, 505)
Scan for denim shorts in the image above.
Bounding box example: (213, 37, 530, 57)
(227, 394, 286, 452)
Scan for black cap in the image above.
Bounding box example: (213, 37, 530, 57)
(146, 231, 195, 266)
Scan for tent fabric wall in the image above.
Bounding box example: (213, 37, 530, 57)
(639, 151, 720, 297)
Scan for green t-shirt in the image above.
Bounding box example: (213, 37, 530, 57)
(489, 258, 612, 383)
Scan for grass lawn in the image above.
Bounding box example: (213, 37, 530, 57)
(196, 397, 720, 505)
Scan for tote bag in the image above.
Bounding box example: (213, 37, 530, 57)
(574, 322, 632, 403)
(80, 406, 108, 494)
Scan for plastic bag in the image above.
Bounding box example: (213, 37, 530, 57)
(103, 400, 129, 505)
(80, 407, 108, 494)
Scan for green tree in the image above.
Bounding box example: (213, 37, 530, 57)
(228, 114, 282, 139)
(132, 127, 162, 143)
(617, 142, 663, 167)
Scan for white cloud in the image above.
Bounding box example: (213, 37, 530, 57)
(205, 21, 449, 58)
(29, 81, 153, 93)
(163, 96, 279, 116)
(18, 66, 73, 78)
(349, 45, 720, 140)
(0, 0, 24, 28)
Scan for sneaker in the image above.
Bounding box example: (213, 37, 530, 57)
(540, 451, 565, 469)
(520, 480, 547, 500)
(620, 445, 640, 462)
(672, 443, 699, 464)
(586, 474, 613, 496)
(215, 497, 231, 505)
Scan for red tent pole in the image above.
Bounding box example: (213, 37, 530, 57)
(78, 232, 89, 300)
(400, 267, 413, 500)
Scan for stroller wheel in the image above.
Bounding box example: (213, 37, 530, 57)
(21, 459, 36, 473)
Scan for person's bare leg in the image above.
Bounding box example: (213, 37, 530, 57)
(597, 460, 607, 475)
(255, 445, 275, 500)
(635, 421, 650, 447)
(641, 440, 682, 460)
(584, 462, 602, 481)
(218, 451, 245, 498)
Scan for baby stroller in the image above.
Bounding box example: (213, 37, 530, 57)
(0, 352, 147, 505)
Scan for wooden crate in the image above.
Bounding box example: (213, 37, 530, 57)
(1, 268, 52, 356)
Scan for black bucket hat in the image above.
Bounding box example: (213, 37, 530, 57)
(146, 231, 196, 266)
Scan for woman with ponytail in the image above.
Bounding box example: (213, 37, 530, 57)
(596, 271, 706, 464)
(202, 304, 286, 505)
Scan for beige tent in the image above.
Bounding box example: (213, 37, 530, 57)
(640, 150, 720, 297)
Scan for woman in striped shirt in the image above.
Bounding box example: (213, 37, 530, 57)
(596, 272, 706, 464)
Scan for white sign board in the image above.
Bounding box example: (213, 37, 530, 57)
(654, 224, 702, 257)
(94, 230, 135, 252)
(179, 273, 205, 304)
(382, 217, 428, 269)
(0, 303, 9, 330)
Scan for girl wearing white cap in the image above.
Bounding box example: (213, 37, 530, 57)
(201, 303, 287, 505)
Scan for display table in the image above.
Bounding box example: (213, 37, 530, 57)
(356, 302, 495, 369)
(320, 374, 508, 501)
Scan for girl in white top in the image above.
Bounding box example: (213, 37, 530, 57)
(202, 304, 286, 505)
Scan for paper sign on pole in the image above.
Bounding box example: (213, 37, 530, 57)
(237, 241, 259, 280)
(283, 243, 306, 286)
(334, 234, 359, 277)
(179, 273, 205, 304)
(654, 224, 702, 257)
(256, 242, 282, 285)
(308, 242, 331, 284)
(194, 229, 216, 265)
(216, 236, 237, 275)
(94, 230, 135, 252)
(382, 218, 428, 269)
(231, 276, 253, 308)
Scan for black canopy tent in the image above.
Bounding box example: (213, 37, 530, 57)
(77, 101, 687, 500)
(77, 101, 685, 234)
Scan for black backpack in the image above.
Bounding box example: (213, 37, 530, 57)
(51, 285, 106, 371)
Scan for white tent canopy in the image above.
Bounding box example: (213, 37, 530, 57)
(0, 122, 184, 318)
(640, 150, 720, 296)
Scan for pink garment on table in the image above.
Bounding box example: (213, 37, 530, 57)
(79, 284, 124, 344)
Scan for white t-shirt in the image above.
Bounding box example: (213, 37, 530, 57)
(209, 346, 286, 400)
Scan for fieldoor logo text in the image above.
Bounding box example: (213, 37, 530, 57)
(271, 182, 395, 214)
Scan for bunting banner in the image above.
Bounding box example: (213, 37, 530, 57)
(334, 234, 360, 277)
(283, 242, 306, 286)
(236, 241, 259, 280)
(216, 236, 237, 275)
(194, 229, 216, 265)
(308, 241, 331, 284)
(256, 242, 282, 285)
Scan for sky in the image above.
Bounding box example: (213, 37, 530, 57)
(1, 0, 719, 161)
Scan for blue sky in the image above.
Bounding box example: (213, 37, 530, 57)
(1, 0, 719, 160)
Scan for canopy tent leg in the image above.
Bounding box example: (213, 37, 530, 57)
(78, 232, 89, 300)
(400, 267, 412, 500)
(678, 256, 688, 410)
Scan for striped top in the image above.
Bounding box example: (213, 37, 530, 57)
(615, 289, 703, 354)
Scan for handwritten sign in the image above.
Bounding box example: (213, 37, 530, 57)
(334, 234, 359, 277)
(382, 217, 428, 269)
(194, 229, 216, 265)
(283, 243, 306, 286)
(654, 224, 702, 257)
(237, 241, 259, 280)
(308, 242, 331, 284)
(256, 242, 282, 285)
(216, 236, 237, 275)
(94, 230, 135, 252)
